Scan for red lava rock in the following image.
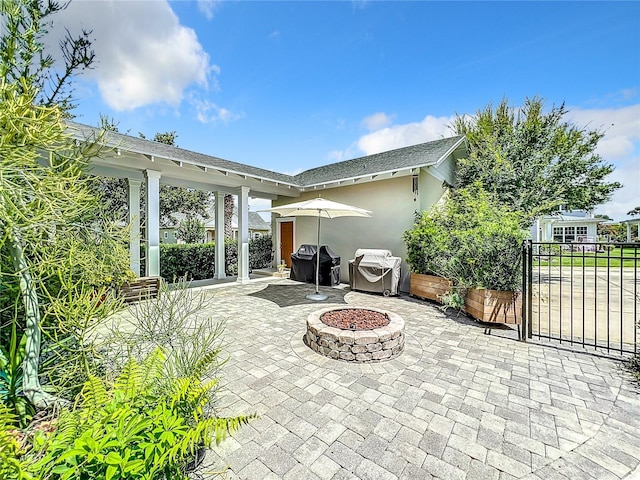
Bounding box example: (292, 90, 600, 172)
(321, 309, 390, 330)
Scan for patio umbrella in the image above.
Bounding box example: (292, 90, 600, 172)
(262, 197, 372, 301)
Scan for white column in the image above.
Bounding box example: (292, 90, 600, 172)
(626, 223, 632, 243)
(546, 221, 554, 242)
(214, 192, 226, 279)
(127, 179, 142, 276)
(236, 186, 250, 283)
(145, 170, 161, 277)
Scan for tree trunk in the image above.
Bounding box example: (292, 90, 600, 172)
(224, 194, 234, 239)
(8, 231, 66, 409)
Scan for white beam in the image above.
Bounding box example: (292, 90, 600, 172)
(145, 170, 162, 277)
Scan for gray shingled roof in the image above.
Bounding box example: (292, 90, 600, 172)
(69, 122, 464, 188)
(68, 121, 297, 185)
(292, 136, 465, 186)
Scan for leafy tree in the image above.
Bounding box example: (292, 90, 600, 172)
(452, 97, 621, 224)
(627, 207, 640, 217)
(597, 222, 625, 242)
(177, 217, 205, 244)
(224, 194, 235, 239)
(594, 214, 612, 221)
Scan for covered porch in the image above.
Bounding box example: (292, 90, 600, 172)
(70, 122, 300, 282)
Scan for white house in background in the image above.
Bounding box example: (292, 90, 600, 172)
(160, 207, 271, 244)
(531, 210, 601, 243)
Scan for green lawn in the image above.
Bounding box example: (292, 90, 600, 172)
(536, 247, 640, 268)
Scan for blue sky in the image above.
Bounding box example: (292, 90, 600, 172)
(51, 1, 639, 220)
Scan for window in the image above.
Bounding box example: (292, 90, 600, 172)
(564, 226, 575, 242)
(553, 226, 588, 243)
(163, 232, 168, 239)
(553, 227, 563, 242)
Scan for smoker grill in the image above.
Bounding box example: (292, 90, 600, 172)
(290, 244, 341, 286)
(348, 249, 401, 296)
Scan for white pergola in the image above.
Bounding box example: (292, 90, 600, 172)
(70, 123, 301, 282)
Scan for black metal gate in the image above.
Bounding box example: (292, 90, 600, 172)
(522, 240, 639, 356)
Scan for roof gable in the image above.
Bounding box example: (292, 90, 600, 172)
(292, 136, 465, 186)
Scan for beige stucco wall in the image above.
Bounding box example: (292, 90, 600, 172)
(419, 167, 448, 213)
(273, 171, 447, 292)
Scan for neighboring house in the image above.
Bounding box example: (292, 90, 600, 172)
(531, 210, 601, 243)
(204, 209, 271, 242)
(160, 207, 271, 244)
(271, 136, 468, 291)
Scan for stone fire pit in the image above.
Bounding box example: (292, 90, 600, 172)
(304, 306, 405, 363)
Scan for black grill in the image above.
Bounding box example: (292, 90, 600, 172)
(290, 244, 341, 286)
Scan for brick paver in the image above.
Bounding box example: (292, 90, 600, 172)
(184, 279, 640, 479)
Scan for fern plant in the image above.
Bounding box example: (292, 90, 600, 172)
(0, 403, 32, 480)
(26, 349, 255, 480)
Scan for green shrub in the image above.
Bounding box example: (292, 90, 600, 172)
(160, 236, 273, 281)
(250, 235, 274, 270)
(447, 186, 526, 291)
(0, 403, 31, 480)
(160, 243, 217, 281)
(403, 207, 451, 276)
(404, 184, 526, 291)
(0, 324, 34, 427)
(27, 350, 255, 480)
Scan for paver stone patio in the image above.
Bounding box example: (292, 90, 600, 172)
(182, 279, 640, 480)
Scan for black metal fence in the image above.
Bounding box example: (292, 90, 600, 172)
(522, 240, 639, 356)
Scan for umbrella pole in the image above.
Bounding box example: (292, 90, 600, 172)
(306, 211, 328, 301)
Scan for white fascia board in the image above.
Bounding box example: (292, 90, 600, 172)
(68, 126, 301, 189)
(432, 136, 467, 168)
(302, 165, 424, 189)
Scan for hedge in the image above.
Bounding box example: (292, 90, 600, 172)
(159, 235, 273, 281)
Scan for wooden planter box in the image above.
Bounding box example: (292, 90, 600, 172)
(410, 273, 452, 303)
(120, 276, 162, 303)
(464, 288, 522, 325)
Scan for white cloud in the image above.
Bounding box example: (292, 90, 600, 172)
(565, 104, 640, 159)
(357, 114, 455, 155)
(192, 96, 242, 124)
(565, 104, 640, 220)
(198, 0, 222, 20)
(595, 155, 640, 220)
(49, 0, 214, 111)
(361, 112, 393, 131)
